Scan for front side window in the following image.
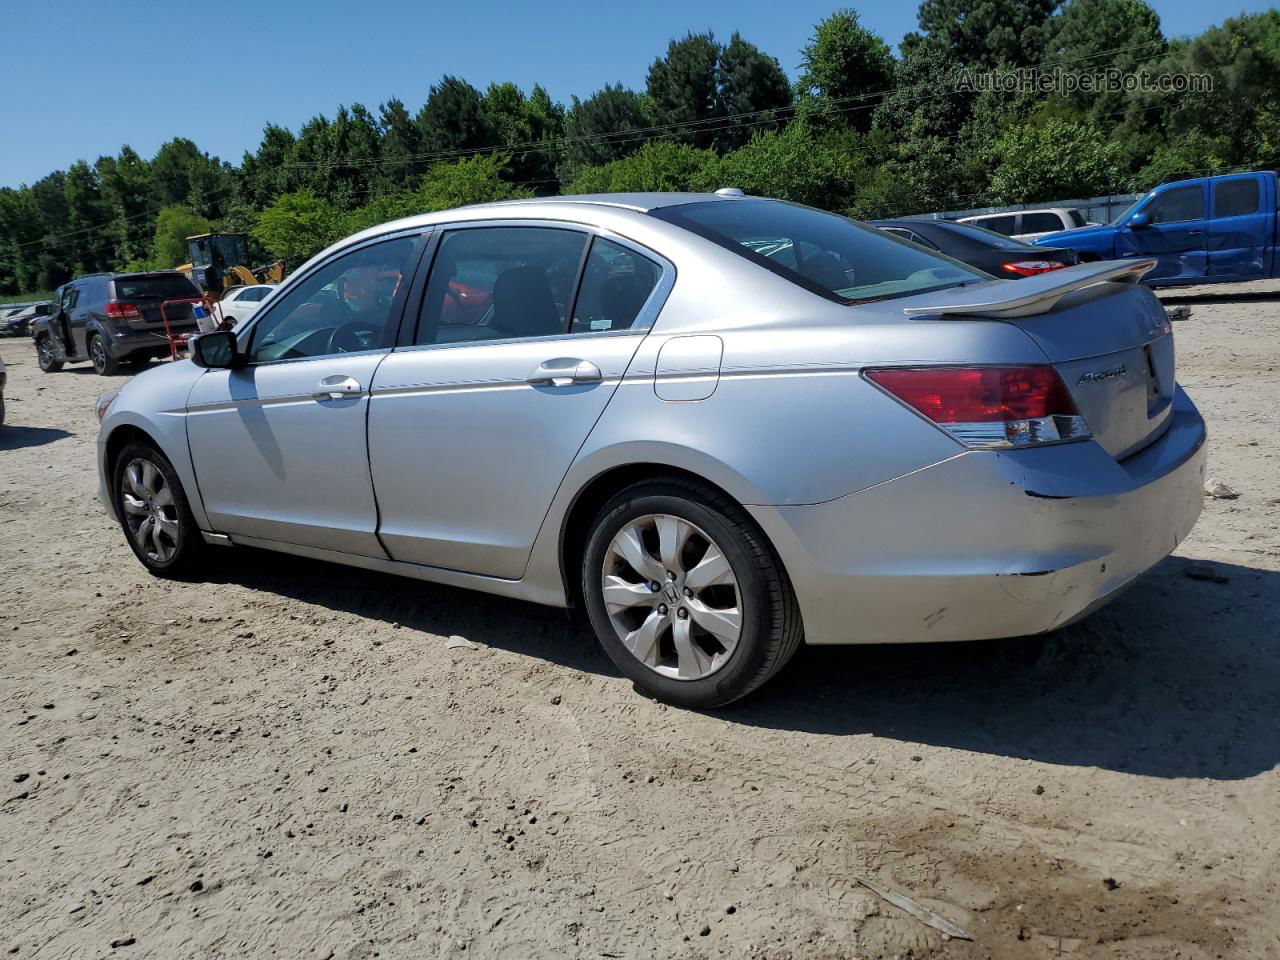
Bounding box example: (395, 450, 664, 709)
(1145, 186, 1205, 224)
(248, 235, 419, 363)
(1214, 179, 1260, 218)
(1068, 209, 1088, 228)
(653, 200, 982, 303)
(415, 227, 588, 345)
(570, 238, 661, 333)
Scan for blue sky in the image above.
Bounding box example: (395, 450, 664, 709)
(2, 0, 1273, 189)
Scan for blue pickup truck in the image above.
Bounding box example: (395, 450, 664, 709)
(1033, 170, 1279, 287)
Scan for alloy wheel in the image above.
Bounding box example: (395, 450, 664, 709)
(90, 337, 107, 374)
(120, 458, 180, 563)
(600, 513, 742, 681)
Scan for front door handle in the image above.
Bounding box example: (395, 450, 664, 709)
(527, 357, 603, 387)
(314, 375, 363, 400)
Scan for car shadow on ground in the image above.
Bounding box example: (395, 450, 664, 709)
(1158, 290, 1280, 305)
(0, 425, 72, 450)
(210, 548, 620, 676)
(212, 551, 1279, 781)
(724, 555, 1280, 780)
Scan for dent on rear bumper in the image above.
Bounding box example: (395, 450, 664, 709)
(752, 387, 1207, 645)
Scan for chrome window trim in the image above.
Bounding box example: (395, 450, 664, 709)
(234, 227, 430, 368)
(393, 217, 676, 355)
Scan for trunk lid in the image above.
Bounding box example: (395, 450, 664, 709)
(899, 259, 1176, 459)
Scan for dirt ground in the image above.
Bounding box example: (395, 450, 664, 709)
(2, 281, 1278, 960)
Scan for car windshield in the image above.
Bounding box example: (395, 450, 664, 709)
(1110, 195, 1149, 225)
(114, 275, 201, 300)
(652, 200, 983, 303)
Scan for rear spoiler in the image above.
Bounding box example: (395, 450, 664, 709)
(903, 258, 1156, 319)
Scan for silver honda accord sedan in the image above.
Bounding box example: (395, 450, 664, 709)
(96, 192, 1207, 707)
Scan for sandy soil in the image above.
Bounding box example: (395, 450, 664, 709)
(2, 281, 1279, 959)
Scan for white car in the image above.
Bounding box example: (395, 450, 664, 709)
(219, 284, 277, 326)
(958, 208, 1097, 242)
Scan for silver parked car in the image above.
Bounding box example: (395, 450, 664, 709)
(95, 193, 1206, 707)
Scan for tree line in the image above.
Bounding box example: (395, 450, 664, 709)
(2, 0, 1278, 296)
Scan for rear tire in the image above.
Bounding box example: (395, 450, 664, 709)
(89, 334, 120, 376)
(35, 335, 63, 372)
(582, 478, 803, 708)
(113, 441, 207, 577)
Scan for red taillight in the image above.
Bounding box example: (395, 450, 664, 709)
(1000, 260, 1065, 277)
(105, 301, 141, 320)
(864, 366, 1088, 448)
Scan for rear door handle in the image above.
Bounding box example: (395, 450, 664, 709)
(314, 375, 362, 400)
(527, 357, 603, 387)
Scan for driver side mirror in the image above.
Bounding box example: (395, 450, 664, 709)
(1129, 212, 1151, 228)
(190, 330, 241, 369)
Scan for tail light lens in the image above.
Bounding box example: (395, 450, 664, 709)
(864, 366, 1090, 449)
(105, 301, 141, 320)
(1000, 260, 1065, 277)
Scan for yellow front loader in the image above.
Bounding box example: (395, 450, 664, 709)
(177, 233, 286, 298)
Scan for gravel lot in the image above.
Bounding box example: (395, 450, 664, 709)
(2, 281, 1278, 959)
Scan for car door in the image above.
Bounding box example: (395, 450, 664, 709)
(186, 232, 425, 556)
(1117, 183, 1208, 282)
(367, 223, 671, 579)
(62, 283, 86, 356)
(1207, 176, 1267, 280)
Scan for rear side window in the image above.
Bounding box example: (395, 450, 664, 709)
(415, 227, 588, 345)
(653, 200, 982, 303)
(113, 275, 201, 301)
(1022, 212, 1064, 233)
(1214, 179, 1260, 218)
(571, 238, 662, 333)
(1145, 186, 1204, 224)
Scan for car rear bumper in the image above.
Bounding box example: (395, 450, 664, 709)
(750, 386, 1207, 645)
(106, 324, 197, 356)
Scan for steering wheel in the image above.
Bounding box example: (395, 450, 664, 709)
(328, 320, 375, 354)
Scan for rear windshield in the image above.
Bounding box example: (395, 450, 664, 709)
(113, 275, 200, 300)
(651, 200, 983, 303)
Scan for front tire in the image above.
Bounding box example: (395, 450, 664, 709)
(35, 335, 63, 372)
(89, 334, 120, 376)
(113, 441, 206, 577)
(582, 478, 803, 708)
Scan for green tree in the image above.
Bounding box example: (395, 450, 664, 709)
(715, 33, 793, 149)
(415, 154, 533, 211)
(149, 205, 211, 269)
(416, 76, 498, 156)
(562, 85, 652, 173)
(989, 118, 1124, 202)
(796, 10, 895, 131)
(916, 0, 1059, 68)
(251, 189, 342, 265)
(95, 146, 154, 266)
(482, 82, 566, 190)
(376, 97, 425, 190)
(646, 32, 723, 148)
(564, 142, 720, 194)
(716, 123, 862, 209)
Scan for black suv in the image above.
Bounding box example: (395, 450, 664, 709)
(32, 271, 202, 375)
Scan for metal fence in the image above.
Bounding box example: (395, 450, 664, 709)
(902, 192, 1143, 226)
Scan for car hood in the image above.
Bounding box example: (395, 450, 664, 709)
(1031, 225, 1116, 247)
